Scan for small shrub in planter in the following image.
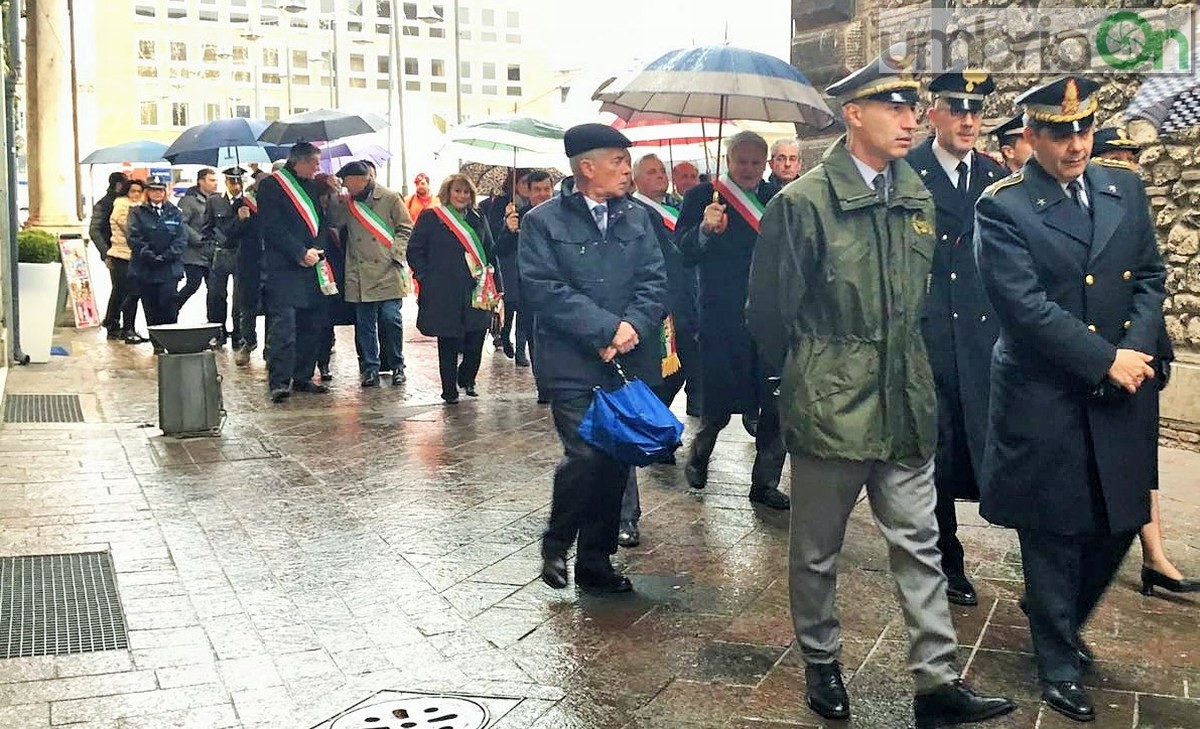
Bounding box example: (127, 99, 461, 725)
(17, 229, 60, 264)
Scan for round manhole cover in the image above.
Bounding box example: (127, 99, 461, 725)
(331, 697, 490, 729)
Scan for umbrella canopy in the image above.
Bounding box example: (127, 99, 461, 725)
(459, 163, 566, 197)
(593, 45, 836, 130)
(438, 116, 568, 171)
(165, 118, 286, 166)
(1126, 75, 1200, 137)
(81, 140, 169, 165)
(258, 108, 389, 144)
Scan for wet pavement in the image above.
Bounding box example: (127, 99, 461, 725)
(1, 301, 1199, 728)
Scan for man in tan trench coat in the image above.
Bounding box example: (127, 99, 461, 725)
(327, 161, 414, 387)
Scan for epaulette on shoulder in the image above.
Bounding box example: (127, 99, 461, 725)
(1092, 157, 1136, 172)
(983, 170, 1024, 196)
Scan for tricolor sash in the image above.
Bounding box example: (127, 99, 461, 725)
(433, 206, 500, 311)
(348, 198, 394, 249)
(272, 168, 319, 238)
(632, 192, 679, 232)
(241, 191, 258, 214)
(661, 314, 680, 378)
(713, 175, 765, 233)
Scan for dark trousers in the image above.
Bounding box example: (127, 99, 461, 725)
(103, 258, 138, 332)
(140, 279, 179, 326)
(266, 299, 327, 391)
(514, 310, 533, 362)
(176, 263, 208, 309)
(543, 393, 631, 570)
(354, 299, 404, 375)
(206, 249, 239, 341)
(690, 394, 787, 494)
(1018, 528, 1135, 682)
(234, 272, 260, 348)
(436, 330, 486, 396)
(935, 494, 965, 578)
(499, 307, 516, 343)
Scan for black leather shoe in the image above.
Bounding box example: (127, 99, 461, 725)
(391, 370, 406, 386)
(293, 381, 330, 394)
(946, 573, 979, 606)
(914, 679, 1016, 728)
(361, 372, 380, 388)
(464, 385, 479, 397)
(684, 454, 708, 490)
(804, 663, 849, 720)
(1041, 681, 1094, 722)
(442, 392, 460, 404)
(617, 522, 640, 548)
(501, 339, 515, 358)
(749, 489, 790, 510)
(123, 332, 149, 345)
(515, 353, 530, 367)
(541, 556, 568, 589)
(575, 567, 633, 594)
(318, 366, 333, 381)
(1141, 566, 1200, 596)
(269, 388, 291, 403)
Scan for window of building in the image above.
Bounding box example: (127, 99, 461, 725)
(139, 101, 158, 126)
(505, 34, 520, 44)
(403, 26, 419, 37)
(482, 62, 495, 80)
(350, 78, 367, 88)
(231, 11, 249, 23)
(377, 56, 390, 74)
(376, 24, 390, 34)
(199, 9, 218, 21)
(235, 105, 251, 118)
(482, 8, 494, 25)
(232, 46, 248, 63)
(348, 21, 363, 32)
(459, 7, 470, 24)
(506, 86, 520, 97)
(168, 67, 188, 79)
(429, 27, 444, 38)
(459, 30, 471, 41)
(263, 48, 279, 67)
(320, 0, 335, 11)
(432, 82, 447, 93)
(406, 81, 420, 91)
(404, 57, 418, 75)
(263, 72, 282, 84)
(377, 0, 392, 17)
(350, 54, 365, 72)
(203, 69, 221, 80)
(134, 5, 155, 18)
(507, 10, 519, 28)
(481, 32, 496, 42)
(459, 61, 470, 78)
(403, 3, 417, 20)
(293, 107, 309, 115)
(137, 66, 157, 78)
(137, 40, 155, 60)
(202, 45, 218, 63)
(260, 13, 279, 26)
(171, 102, 189, 127)
(293, 51, 308, 69)
(167, 6, 188, 20)
(291, 16, 309, 28)
(170, 42, 187, 62)
(294, 75, 311, 85)
(482, 84, 497, 95)
(507, 64, 520, 82)
(431, 59, 445, 77)
(460, 83, 472, 94)
(264, 106, 281, 121)
(233, 70, 252, 83)
(205, 103, 221, 122)
(376, 79, 389, 89)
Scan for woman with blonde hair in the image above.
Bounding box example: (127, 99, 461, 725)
(407, 174, 502, 403)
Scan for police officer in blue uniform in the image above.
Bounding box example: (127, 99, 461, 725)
(974, 76, 1168, 723)
(906, 68, 1008, 608)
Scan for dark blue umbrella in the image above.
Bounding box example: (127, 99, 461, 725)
(81, 140, 169, 164)
(165, 118, 287, 166)
(258, 108, 389, 144)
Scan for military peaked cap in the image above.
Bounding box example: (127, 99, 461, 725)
(990, 113, 1026, 140)
(1091, 127, 1142, 156)
(826, 44, 921, 104)
(1015, 76, 1100, 132)
(928, 66, 994, 112)
(221, 166, 248, 178)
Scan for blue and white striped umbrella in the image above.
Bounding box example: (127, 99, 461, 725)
(1126, 71, 1200, 137)
(593, 46, 836, 131)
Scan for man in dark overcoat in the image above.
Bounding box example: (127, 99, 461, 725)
(520, 124, 667, 593)
(905, 68, 1008, 607)
(974, 76, 1168, 723)
(677, 130, 789, 510)
(257, 142, 332, 402)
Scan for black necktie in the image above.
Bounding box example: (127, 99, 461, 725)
(872, 173, 887, 204)
(152, 205, 162, 217)
(956, 161, 969, 196)
(1068, 179, 1087, 210)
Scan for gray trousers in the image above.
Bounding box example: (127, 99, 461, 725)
(620, 469, 639, 525)
(789, 456, 959, 691)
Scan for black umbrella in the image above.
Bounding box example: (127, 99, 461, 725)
(257, 108, 389, 144)
(164, 118, 287, 166)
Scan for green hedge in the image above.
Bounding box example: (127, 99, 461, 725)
(17, 229, 60, 264)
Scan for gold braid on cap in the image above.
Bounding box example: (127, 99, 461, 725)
(849, 78, 922, 100)
(1024, 95, 1098, 123)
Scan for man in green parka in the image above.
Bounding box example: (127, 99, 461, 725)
(747, 49, 1015, 729)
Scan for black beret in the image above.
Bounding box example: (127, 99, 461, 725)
(928, 67, 995, 112)
(564, 123, 631, 158)
(336, 161, 372, 178)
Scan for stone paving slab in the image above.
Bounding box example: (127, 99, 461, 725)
(0, 321, 1198, 729)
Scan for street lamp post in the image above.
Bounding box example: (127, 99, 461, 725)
(238, 29, 263, 117)
(419, 1, 460, 125)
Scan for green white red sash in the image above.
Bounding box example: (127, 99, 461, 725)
(272, 168, 319, 238)
(713, 174, 765, 233)
(348, 198, 393, 249)
(632, 192, 679, 232)
(241, 191, 257, 214)
(661, 314, 680, 378)
(433, 206, 499, 311)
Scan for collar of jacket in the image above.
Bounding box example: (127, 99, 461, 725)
(822, 135, 932, 213)
(354, 181, 376, 202)
(1019, 156, 1122, 212)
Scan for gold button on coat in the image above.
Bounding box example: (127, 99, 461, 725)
(1087, 324, 1097, 332)
(950, 272, 957, 281)
(1122, 270, 1132, 281)
(1085, 274, 1095, 285)
(1123, 320, 1132, 330)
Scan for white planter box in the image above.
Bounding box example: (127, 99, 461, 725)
(18, 261, 64, 364)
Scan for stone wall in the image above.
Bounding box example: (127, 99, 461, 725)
(790, 0, 1200, 440)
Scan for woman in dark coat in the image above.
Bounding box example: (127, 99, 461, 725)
(408, 174, 502, 403)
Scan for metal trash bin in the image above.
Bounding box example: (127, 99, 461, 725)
(149, 323, 226, 438)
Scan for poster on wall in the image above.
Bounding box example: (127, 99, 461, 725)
(58, 233, 101, 329)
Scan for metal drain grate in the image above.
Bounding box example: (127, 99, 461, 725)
(330, 697, 489, 729)
(3, 394, 84, 423)
(0, 552, 129, 658)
